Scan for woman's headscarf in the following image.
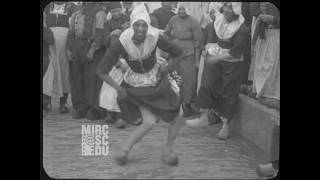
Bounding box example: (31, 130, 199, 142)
(119, 4, 160, 60)
(208, 2, 223, 16)
(213, 2, 245, 40)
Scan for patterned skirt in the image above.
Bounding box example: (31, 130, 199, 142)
(118, 58, 182, 123)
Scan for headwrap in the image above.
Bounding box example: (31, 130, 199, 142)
(214, 2, 244, 40)
(208, 2, 223, 15)
(109, 2, 122, 10)
(119, 4, 160, 60)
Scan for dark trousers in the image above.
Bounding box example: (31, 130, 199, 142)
(242, 42, 252, 85)
(271, 125, 280, 170)
(196, 61, 245, 121)
(43, 93, 68, 106)
(69, 38, 105, 114)
(176, 56, 197, 105)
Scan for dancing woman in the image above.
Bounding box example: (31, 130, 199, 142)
(96, 4, 188, 166)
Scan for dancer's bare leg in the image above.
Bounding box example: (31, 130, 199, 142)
(123, 106, 157, 151)
(166, 107, 184, 150)
(115, 106, 157, 165)
(162, 107, 183, 166)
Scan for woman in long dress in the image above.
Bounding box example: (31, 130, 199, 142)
(250, 2, 280, 110)
(96, 4, 187, 166)
(43, 12, 54, 117)
(186, 2, 250, 140)
(43, 2, 76, 113)
(164, 3, 202, 117)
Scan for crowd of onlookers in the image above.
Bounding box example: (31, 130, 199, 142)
(43, 2, 279, 178)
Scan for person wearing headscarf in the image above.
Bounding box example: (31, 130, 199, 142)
(164, 3, 203, 117)
(250, 2, 280, 110)
(96, 4, 188, 166)
(43, 1, 76, 114)
(176, 2, 207, 24)
(186, 2, 250, 140)
(66, 2, 108, 120)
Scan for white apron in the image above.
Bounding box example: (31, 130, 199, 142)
(43, 27, 70, 97)
(252, 29, 280, 100)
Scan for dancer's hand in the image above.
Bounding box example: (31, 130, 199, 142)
(159, 64, 169, 77)
(117, 86, 127, 100)
(119, 63, 128, 73)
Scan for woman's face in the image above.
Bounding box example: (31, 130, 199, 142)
(178, 7, 188, 17)
(132, 20, 148, 43)
(222, 4, 236, 22)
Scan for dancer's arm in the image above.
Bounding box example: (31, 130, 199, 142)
(96, 41, 126, 97)
(157, 35, 190, 75)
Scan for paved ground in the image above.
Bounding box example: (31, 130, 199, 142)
(42, 97, 269, 179)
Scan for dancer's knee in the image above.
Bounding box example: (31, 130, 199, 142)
(140, 107, 157, 127)
(142, 118, 157, 127)
(172, 107, 184, 125)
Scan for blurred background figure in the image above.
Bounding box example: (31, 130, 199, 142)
(150, 2, 176, 30)
(43, 11, 54, 117)
(164, 3, 202, 117)
(250, 2, 280, 110)
(67, 2, 107, 120)
(43, 1, 77, 114)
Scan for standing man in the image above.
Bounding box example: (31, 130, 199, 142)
(150, 2, 175, 30)
(164, 3, 202, 117)
(66, 2, 107, 120)
(104, 2, 130, 49)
